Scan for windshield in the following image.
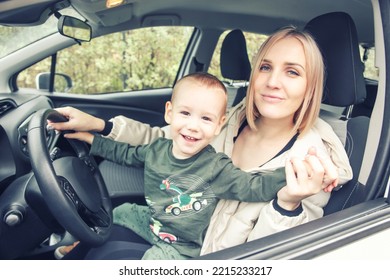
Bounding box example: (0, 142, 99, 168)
(0, 18, 57, 59)
(0, 8, 82, 59)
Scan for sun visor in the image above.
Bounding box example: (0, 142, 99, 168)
(141, 14, 181, 27)
(94, 3, 133, 26)
(0, 0, 69, 26)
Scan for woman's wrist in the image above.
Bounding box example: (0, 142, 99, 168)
(276, 188, 302, 211)
(273, 198, 303, 216)
(96, 118, 105, 132)
(275, 198, 301, 211)
(99, 120, 113, 136)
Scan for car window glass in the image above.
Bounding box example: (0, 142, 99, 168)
(17, 26, 194, 94)
(0, 23, 57, 59)
(361, 46, 378, 80)
(208, 30, 268, 82)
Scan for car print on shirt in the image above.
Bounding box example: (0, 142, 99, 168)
(150, 218, 177, 243)
(160, 179, 208, 216)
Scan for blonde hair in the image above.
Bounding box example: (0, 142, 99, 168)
(245, 26, 324, 136)
(172, 72, 227, 113)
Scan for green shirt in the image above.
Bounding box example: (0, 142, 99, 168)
(91, 136, 286, 258)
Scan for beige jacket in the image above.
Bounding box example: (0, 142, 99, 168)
(107, 98, 353, 255)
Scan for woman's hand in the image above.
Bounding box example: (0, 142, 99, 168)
(277, 147, 338, 211)
(47, 106, 105, 134)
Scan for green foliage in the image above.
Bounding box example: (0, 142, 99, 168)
(17, 27, 194, 94)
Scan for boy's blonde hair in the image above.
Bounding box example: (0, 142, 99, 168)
(245, 26, 324, 136)
(172, 72, 227, 113)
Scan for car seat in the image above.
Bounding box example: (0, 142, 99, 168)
(304, 12, 371, 215)
(219, 29, 251, 107)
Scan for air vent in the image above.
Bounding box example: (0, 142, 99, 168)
(0, 99, 16, 116)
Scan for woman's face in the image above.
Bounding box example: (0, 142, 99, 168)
(252, 36, 308, 123)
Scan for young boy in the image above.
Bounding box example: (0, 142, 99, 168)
(58, 72, 286, 259)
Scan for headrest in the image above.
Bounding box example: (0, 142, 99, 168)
(304, 12, 366, 106)
(220, 29, 252, 81)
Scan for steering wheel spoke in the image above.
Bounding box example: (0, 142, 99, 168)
(83, 207, 111, 228)
(58, 176, 83, 210)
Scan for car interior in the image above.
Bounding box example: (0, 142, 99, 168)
(0, 0, 389, 260)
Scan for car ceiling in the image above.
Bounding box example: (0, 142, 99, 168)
(0, 0, 375, 45)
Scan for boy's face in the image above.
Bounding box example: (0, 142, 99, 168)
(165, 80, 226, 159)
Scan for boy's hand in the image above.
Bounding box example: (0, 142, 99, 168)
(64, 131, 95, 145)
(305, 147, 338, 192)
(277, 146, 339, 211)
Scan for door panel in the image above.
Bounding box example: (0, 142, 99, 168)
(47, 88, 171, 127)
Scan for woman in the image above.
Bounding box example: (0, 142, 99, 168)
(50, 26, 352, 258)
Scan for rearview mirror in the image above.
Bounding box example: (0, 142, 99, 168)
(58, 15, 91, 42)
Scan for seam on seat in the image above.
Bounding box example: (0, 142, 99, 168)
(345, 129, 354, 158)
(341, 181, 359, 210)
(346, 17, 359, 101)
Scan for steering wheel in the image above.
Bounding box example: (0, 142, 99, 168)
(27, 108, 112, 246)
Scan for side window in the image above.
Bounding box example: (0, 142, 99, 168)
(360, 46, 378, 80)
(208, 30, 268, 82)
(17, 26, 194, 94)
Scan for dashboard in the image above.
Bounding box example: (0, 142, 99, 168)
(0, 93, 54, 192)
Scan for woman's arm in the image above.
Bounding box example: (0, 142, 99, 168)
(246, 197, 325, 241)
(48, 107, 105, 133)
(49, 106, 169, 146)
(107, 115, 169, 145)
(246, 148, 340, 241)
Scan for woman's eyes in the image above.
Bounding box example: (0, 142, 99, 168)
(259, 64, 300, 76)
(259, 64, 271, 71)
(287, 69, 299, 76)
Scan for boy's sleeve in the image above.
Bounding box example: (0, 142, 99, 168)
(90, 135, 147, 167)
(212, 156, 286, 202)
